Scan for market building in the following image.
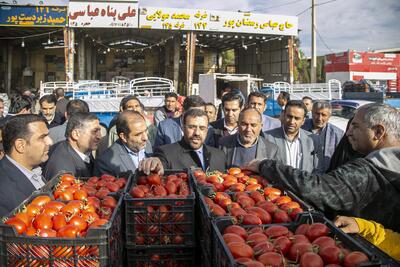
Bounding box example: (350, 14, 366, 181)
(325, 50, 400, 93)
(0, 0, 299, 96)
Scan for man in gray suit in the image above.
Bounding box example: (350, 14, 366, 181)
(247, 91, 281, 132)
(93, 111, 153, 176)
(302, 101, 344, 173)
(219, 108, 280, 168)
(48, 100, 89, 145)
(264, 100, 319, 173)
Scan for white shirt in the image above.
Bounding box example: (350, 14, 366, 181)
(223, 120, 238, 135)
(283, 130, 302, 169)
(71, 146, 91, 164)
(124, 145, 146, 168)
(194, 146, 205, 170)
(6, 155, 45, 190)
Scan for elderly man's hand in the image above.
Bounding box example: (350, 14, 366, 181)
(138, 157, 164, 176)
(334, 216, 360, 234)
(242, 159, 262, 174)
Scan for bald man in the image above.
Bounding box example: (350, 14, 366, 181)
(93, 110, 153, 176)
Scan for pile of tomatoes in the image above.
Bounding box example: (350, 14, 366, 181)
(52, 173, 127, 201)
(193, 168, 305, 223)
(221, 222, 371, 267)
(127, 172, 193, 246)
(4, 174, 121, 239)
(129, 172, 190, 199)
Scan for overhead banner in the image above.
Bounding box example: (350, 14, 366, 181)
(0, 5, 67, 26)
(0, 0, 68, 6)
(69, 1, 139, 28)
(139, 7, 298, 36)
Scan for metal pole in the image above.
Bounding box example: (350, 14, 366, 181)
(186, 33, 190, 96)
(189, 32, 196, 95)
(173, 35, 180, 93)
(288, 36, 294, 84)
(311, 0, 317, 83)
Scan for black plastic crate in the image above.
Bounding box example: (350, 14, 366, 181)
(126, 246, 196, 267)
(41, 171, 133, 195)
(0, 191, 124, 267)
(124, 169, 196, 248)
(212, 212, 383, 267)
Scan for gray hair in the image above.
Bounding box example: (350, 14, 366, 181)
(312, 100, 332, 112)
(361, 103, 400, 140)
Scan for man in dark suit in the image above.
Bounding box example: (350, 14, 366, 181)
(154, 95, 216, 147)
(219, 108, 280, 168)
(0, 114, 53, 217)
(94, 111, 153, 176)
(211, 92, 244, 146)
(264, 100, 320, 173)
(141, 109, 225, 174)
(301, 100, 344, 173)
(39, 94, 65, 129)
(44, 112, 102, 180)
(54, 88, 69, 121)
(247, 92, 281, 132)
(48, 99, 90, 145)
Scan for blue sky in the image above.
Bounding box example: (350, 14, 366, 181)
(141, 0, 400, 56)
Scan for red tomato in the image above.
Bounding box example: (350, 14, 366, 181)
(57, 225, 80, 238)
(300, 252, 324, 267)
(228, 167, 242, 175)
(147, 173, 162, 185)
(31, 195, 52, 207)
(223, 233, 245, 244)
(5, 217, 26, 235)
(295, 224, 310, 235)
(60, 173, 75, 183)
(273, 236, 292, 255)
(224, 225, 248, 239)
(101, 196, 117, 209)
(228, 242, 254, 259)
(33, 213, 53, 230)
(343, 252, 369, 267)
(288, 242, 313, 261)
(52, 214, 67, 231)
(73, 189, 88, 201)
(253, 242, 274, 258)
(312, 236, 336, 249)
(246, 207, 272, 224)
(319, 246, 345, 265)
(264, 225, 290, 238)
(239, 214, 262, 225)
(273, 209, 291, 223)
(258, 252, 285, 267)
(306, 223, 330, 241)
(246, 233, 269, 247)
(130, 186, 145, 198)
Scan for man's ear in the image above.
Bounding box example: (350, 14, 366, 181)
(70, 129, 80, 141)
(14, 138, 26, 154)
(373, 124, 385, 140)
(119, 132, 127, 143)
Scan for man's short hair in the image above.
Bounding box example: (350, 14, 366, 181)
(239, 107, 262, 123)
(222, 91, 244, 108)
(248, 91, 267, 102)
(183, 108, 209, 125)
(120, 95, 141, 111)
(279, 92, 290, 102)
(65, 112, 98, 138)
(285, 100, 307, 118)
(313, 100, 332, 112)
(302, 96, 313, 101)
(9, 95, 32, 114)
(66, 99, 89, 116)
(165, 92, 178, 100)
(39, 94, 57, 106)
(116, 110, 145, 136)
(2, 114, 46, 154)
(182, 95, 206, 111)
(361, 103, 400, 140)
(0, 98, 4, 103)
(54, 88, 65, 98)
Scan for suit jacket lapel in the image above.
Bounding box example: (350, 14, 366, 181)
(115, 141, 136, 170)
(4, 157, 36, 196)
(277, 128, 288, 164)
(255, 138, 265, 160)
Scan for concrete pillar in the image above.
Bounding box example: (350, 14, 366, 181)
(91, 47, 97, 80)
(78, 37, 85, 80)
(173, 35, 180, 92)
(6, 42, 13, 96)
(164, 40, 170, 78)
(64, 28, 75, 82)
(86, 41, 92, 79)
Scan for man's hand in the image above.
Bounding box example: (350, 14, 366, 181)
(242, 159, 262, 174)
(138, 157, 164, 176)
(334, 216, 360, 234)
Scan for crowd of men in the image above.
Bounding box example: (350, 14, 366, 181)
(0, 86, 399, 255)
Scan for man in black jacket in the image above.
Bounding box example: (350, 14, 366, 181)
(244, 103, 400, 232)
(140, 109, 225, 174)
(0, 115, 53, 217)
(44, 112, 102, 180)
(219, 108, 279, 168)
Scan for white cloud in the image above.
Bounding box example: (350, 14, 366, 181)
(140, 0, 400, 56)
